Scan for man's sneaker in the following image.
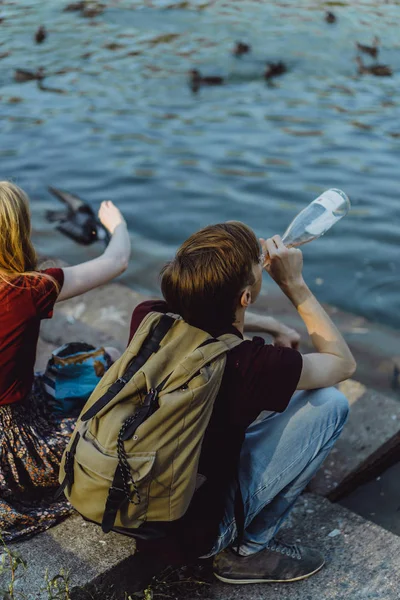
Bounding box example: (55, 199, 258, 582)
(213, 538, 325, 584)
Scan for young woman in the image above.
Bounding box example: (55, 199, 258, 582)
(0, 181, 131, 542)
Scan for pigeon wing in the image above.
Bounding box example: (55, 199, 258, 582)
(56, 218, 96, 246)
(45, 209, 68, 223)
(48, 186, 95, 216)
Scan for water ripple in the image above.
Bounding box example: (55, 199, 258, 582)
(1, 0, 399, 329)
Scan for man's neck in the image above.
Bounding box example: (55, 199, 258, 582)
(234, 306, 246, 335)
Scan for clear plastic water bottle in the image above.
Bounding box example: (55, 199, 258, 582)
(281, 189, 350, 249)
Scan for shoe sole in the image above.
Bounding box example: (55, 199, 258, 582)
(213, 559, 325, 585)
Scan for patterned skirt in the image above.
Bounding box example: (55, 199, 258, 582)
(0, 377, 76, 543)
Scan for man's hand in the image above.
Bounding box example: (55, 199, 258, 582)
(260, 235, 304, 293)
(273, 326, 301, 350)
(244, 312, 301, 349)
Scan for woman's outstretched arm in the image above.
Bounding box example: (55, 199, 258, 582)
(56, 201, 131, 302)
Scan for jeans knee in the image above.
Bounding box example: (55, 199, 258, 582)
(327, 387, 350, 427)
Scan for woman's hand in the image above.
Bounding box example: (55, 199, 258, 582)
(98, 201, 126, 234)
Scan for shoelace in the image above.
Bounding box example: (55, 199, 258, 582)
(267, 539, 302, 560)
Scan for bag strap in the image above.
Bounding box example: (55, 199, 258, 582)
(81, 314, 175, 422)
(102, 464, 126, 533)
(101, 373, 172, 533)
(54, 431, 81, 500)
(170, 332, 242, 388)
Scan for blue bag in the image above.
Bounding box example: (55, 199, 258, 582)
(42, 342, 112, 416)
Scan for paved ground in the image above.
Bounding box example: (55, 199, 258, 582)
(15, 276, 398, 600)
(5, 495, 400, 600)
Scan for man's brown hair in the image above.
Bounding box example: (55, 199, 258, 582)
(160, 222, 260, 332)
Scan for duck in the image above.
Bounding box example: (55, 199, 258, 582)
(35, 25, 47, 44)
(325, 11, 336, 24)
(233, 42, 251, 56)
(82, 2, 105, 18)
(63, 1, 85, 11)
(264, 61, 287, 81)
(356, 37, 380, 59)
(356, 56, 392, 77)
(14, 67, 45, 82)
(46, 187, 110, 246)
(37, 81, 66, 94)
(189, 69, 224, 92)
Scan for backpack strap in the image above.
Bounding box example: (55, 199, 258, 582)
(169, 332, 242, 387)
(81, 314, 175, 422)
(54, 431, 81, 500)
(102, 464, 126, 533)
(102, 374, 171, 533)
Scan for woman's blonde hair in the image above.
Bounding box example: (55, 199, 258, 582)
(0, 181, 59, 289)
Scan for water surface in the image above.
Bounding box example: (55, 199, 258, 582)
(1, 0, 399, 329)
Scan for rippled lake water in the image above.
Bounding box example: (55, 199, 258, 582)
(1, 0, 399, 330)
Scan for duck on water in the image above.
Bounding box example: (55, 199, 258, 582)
(189, 69, 224, 92)
(356, 56, 392, 77)
(356, 37, 380, 59)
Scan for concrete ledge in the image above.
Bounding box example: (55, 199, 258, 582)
(4, 514, 138, 600)
(308, 380, 400, 498)
(38, 283, 147, 361)
(5, 494, 400, 600)
(196, 494, 400, 600)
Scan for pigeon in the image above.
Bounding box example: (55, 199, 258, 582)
(46, 187, 110, 246)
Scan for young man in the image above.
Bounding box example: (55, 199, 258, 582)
(129, 221, 355, 584)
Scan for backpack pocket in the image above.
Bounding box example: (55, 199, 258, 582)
(70, 432, 156, 527)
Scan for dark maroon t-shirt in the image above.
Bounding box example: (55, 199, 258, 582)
(129, 300, 302, 561)
(0, 268, 64, 406)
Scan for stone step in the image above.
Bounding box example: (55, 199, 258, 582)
(340, 460, 400, 537)
(38, 282, 145, 357)
(3, 514, 138, 600)
(194, 493, 400, 600)
(308, 379, 400, 499)
(4, 494, 400, 599)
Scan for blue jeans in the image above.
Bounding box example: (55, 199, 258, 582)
(203, 387, 349, 557)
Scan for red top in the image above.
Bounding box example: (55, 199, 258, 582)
(0, 268, 64, 406)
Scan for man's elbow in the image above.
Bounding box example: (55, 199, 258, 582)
(343, 357, 357, 380)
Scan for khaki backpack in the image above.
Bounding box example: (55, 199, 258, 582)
(59, 311, 242, 534)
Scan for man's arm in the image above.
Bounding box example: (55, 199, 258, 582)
(244, 311, 300, 349)
(262, 235, 356, 389)
(285, 281, 356, 389)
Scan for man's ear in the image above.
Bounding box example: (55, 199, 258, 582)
(240, 287, 252, 308)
